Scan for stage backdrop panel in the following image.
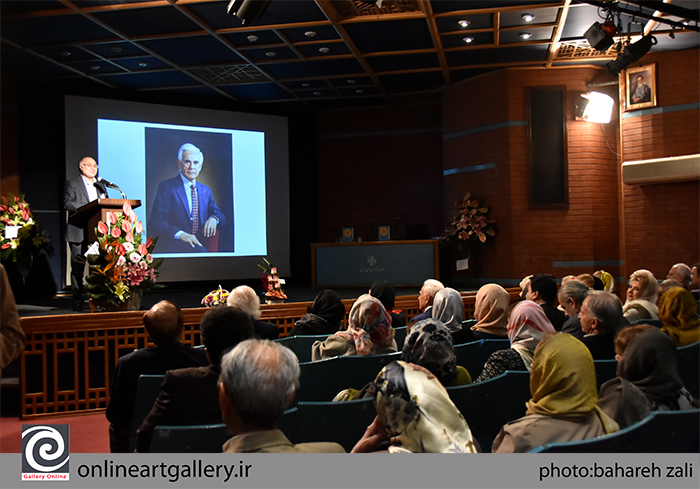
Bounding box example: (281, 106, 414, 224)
(312, 240, 439, 287)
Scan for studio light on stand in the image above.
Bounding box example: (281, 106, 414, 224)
(576, 92, 615, 124)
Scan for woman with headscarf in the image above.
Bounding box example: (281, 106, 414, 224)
(370, 280, 406, 328)
(622, 269, 659, 322)
(492, 334, 619, 452)
(311, 294, 396, 361)
(599, 328, 695, 428)
(351, 361, 478, 453)
(288, 290, 345, 336)
(658, 287, 700, 347)
(432, 287, 472, 345)
(594, 270, 615, 293)
(475, 300, 555, 383)
(471, 283, 510, 340)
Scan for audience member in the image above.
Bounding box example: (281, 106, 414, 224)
(622, 269, 659, 322)
(666, 263, 691, 289)
(526, 274, 566, 331)
(106, 300, 207, 453)
(135, 305, 254, 452)
(432, 287, 472, 344)
(658, 287, 700, 347)
(408, 279, 444, 325)
(351, 361, 478, 453)
(612, 323, 655, 362)
(578, 291, 620, 360)
(518, 275, 533, 301)
(690, 263, 699, 299)
(594, 270, 615, 293)
(219, 339, 345, 453)
(312, 294, 396, 361)
(471, 283, 509, 340)
(226, 285, 278, 340)
(576, 274, 595, 289)
(370, 280, 406, 328)
(0, 264, 25, 377)
(658, 279, 685, 299)
(288, 289, 345, 336)
(558, 280, 589, 340)
(475, 300, 555, 383)
(599, 328, 695, 428)
(492, 333, 619, 453)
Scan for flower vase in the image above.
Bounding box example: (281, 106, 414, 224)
(265, 296, 285, 305)
(16, 250, 33, 281)
(88, 298, 129, 313)
(127, 288, 143, 311)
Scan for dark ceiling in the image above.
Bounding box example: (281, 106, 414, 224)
(1, 0, 698, 105)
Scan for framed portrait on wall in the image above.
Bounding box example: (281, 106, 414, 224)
(625, 64, 656, 110)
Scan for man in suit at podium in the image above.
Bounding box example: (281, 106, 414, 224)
(149, 143, 226, 253)
(63, 157, 107, 311)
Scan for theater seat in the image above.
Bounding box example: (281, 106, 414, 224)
(149, 424, 231, 453)
(594, 359, 618, 390)
(677, 341, 700, 398)
(129, 375, 165, 453)
(273, 334, 332, 363)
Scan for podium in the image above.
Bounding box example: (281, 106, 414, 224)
(70, 199, 141, 242)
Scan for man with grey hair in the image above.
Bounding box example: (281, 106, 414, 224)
(666, 263, 692, 289)
(578, 291, 621, 360)
(227, 285, 278, 340)
(149, 142, 226, 253)
(219, 339, 345, 453)
(408, 279, 445, 326)
(558, 280, 590, 340)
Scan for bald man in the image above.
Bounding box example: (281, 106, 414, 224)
(105, 300, 207, 452)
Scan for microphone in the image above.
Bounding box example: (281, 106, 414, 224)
(97, 177, 126, 199)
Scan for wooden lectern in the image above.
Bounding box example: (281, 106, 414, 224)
(70, 199, 141, 242)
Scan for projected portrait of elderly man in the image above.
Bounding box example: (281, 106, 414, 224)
(149, 143, 227, 253)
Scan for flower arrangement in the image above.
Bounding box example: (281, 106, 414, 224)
(258, 258, 287, 300)
(84, 202, 163, 306)
(201, 285, 230, 307)
(0, 193, 53, 262)
(442, 192, 497, 249)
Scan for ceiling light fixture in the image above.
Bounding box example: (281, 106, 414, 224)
(302, 83, 311, 87)
(110, 46, 122, 53)
(226, 0, 271, 25)
(605, 34, 657, 75)
(347, 79, 356, 84)
(463, 37, 474, 43)
(356, 89, 364, 94)
(319, 47, 330, 53)
(522, 14, 535, 22)
(305, 31, 317, 38)
(313, 91, 321, 95)
(265, 51, 276, 57)
(138, 62, 148, 67)
(584, 20, 617, 52)
(247, 35, 259, 43)
(60, 51, 71, 57)
(91, 65, 100, 70)
(520, 32, 532, 39)
(458, 20, 470, 28)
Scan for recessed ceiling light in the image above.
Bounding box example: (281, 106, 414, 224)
(138, 62, 148, 67)
(458, 20, 470, 28)
(302, 83, 311, 87)
(520, 32, 532, 39)
(463, 37, 474, 43)
(110, 46, 122, 53)
(319, 47, 330, 53)
(356, 89, 364, 94)
(247, 35, 259, 43)
(91, 65, 100, 70)
(347, 79, 356, 84)
(60, 51, 71, 57)
(305, 31, 317, 38)
(265, 51, 276, 57)
(313, 91, 321, 95)
(522, 14, 535, 22)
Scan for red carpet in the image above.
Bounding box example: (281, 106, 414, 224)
(0, 412, 110, 453)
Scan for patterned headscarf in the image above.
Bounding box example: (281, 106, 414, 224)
(658, 287, 700, 347)
(527, 334, 618, 434)
(507, 300, 556, 371)
(374, 361, 477, 453)
(473, 283, 510, 337)
(334, 294, 394, 356)
(401, 318, 458, 384)
(431, 288, 464, 333)
(618, 328, 686, 403)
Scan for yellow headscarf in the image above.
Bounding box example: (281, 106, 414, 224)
(659, 287, 700, 347)
(526, 334, 618, 434)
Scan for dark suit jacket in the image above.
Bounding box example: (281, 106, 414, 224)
(149, 174, 227, 251)
(581, 332, 616, 360)
(136, 364, 222, 453)
(63, 175, 107, 243)
(254, 320, 279, 340)
(105, 343, 207, 453)
(408, 306, 432, 325)
(540, 302, 567, 332)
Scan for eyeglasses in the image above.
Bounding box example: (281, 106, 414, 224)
(81, 163, 98, 168)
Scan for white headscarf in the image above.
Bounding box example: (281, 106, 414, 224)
(431, 288, 463, 333)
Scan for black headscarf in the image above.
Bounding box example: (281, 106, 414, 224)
(370, 280, 396, 311)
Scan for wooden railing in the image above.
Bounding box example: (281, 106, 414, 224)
(19, 288, 522, 418)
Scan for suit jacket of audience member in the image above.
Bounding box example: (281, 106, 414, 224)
(408, 306, 432, 325)
(222, 429, 345, 453)
(105, 343, 207, 453)
(254, 319, 279, 341)
(561, 316, 584, 340)
(539, 302, 567, 332)
(581, 333, 616, 360)
(136, 364, 221, 453)
(63, 175, 107, 243)
(390, 311, 406, 328)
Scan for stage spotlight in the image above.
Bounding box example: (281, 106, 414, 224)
(575, 92, 614, 123)
(226, 0, 272, 25)
(584, 20, 618, 52)
(605, 34, 657, 75)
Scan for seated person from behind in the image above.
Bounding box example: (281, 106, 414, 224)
(622, 269, 659, 322)
(658, 286, 700, 347)
(149, 143, 226, 253)
(135, 305, 254, 452)
(471, 283, 510, 340)
(226, 285, 278, 340)
(312, 294, 396, 361)
(105, 300, 207, 453)
(492, 333, 619, 453)
(408, 279, 444, 325)
(558, 280, 590, 340)
(432, 287, 473, 345)
(690, 263, 700, 300)
(219, 339, 346, 453)
(666, 263, 691, 290)
(577, 291, 620, 360)
(369, 280, 406, 328)
(288, 289, 345, 336)
(526, 274, 567, 331)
